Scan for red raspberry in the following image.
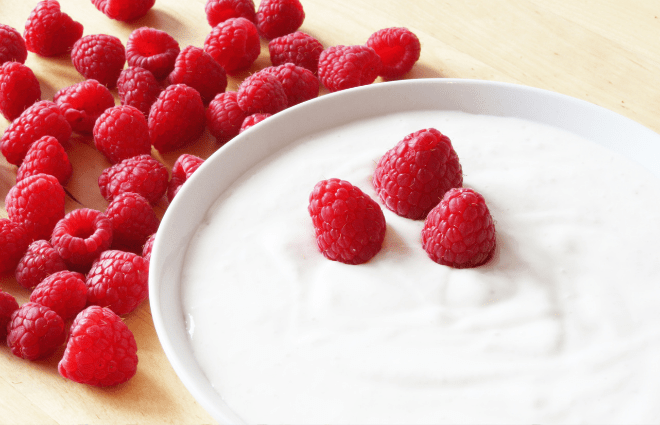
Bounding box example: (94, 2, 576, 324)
(0, 218, 30, 275)
(58, 305, 138, 386)
(239, 112, 270, 134)
(256, 0, 305, 40)
(268, 31, 323, 75)
(421, 188, 496, 268)
(167, 153, 204, 202)
(86, 250, 150, 315)
(126, 27, 180, 80)
(0, 290, 19, 341)
(0, 100, 71, 166)
(5, 173, 66, 241)
(318, 45, 382, 93)
(237, 70, 288, 115)
(0, 24, 28, 65)
(0, 62, 41, 122)
(308, 178, 387, 265)
(91, 0, 156, 22)
(117, 67, 161, 116)
(148, 84, 206, 153)
(206, 91, 248, 144)
(105, 192, 159, 251)
(6, 302, 66, 360)
(17, 135, 73, 185)
(203, 17, 260, 75)
(71, 34, 126, 89)
(30, 270, 87, 320)
(205, 0, 256, 27)
(167, 45, 228, 105)
(262, 63, 319, 107)
(23, 0, 83, 57)
(141, 233, 155, 262)
(51, 208, 113, 270)
(93, 105, 151, 164)
(366, 27, 421, 80)
(373, 128, 463, 220)
(53, 79, 115, 134)
(15, 239, 67, 290)
(98, 154, 169, 203)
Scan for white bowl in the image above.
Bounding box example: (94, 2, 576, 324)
(149, 78, 660, 424)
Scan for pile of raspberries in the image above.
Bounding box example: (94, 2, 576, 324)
(0, 0, 421, 387)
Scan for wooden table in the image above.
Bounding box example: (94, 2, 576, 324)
(1, 0, 658, 423)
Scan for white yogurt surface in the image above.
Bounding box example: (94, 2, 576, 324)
(181, 110, 660, 424)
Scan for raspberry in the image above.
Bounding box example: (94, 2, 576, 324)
(0, 23, 28, 65)
(167, 154, 204, 202)
(0, 100, 71, 166)
(117, 67, 161, 116)
(6, 302, 66, 361)
(23, 0, 83, 57)
(256, 0, 305, 40)
(53, 79, 115, 134)
(262, 63, 319, 107)
(126, 27, 180, 80)
(5, 173, 66, 241)
(148, 84, 206, 153)
(0, 290, 19, 341)
(17, 135, 73, 185)
(318, 45, 382, 93)
(373, 128, 463, 220)
(91, 0, 156, 22)
(51, 208, 113, 270)
(421, 188, 496, 268)
(237, 70, 288, 115)
(0, 218, 30, 275)
(98, 154, 169, 203)
(0, 62, 41, 122)
(15, 239, 67, 290)
(205, 0, 256, 27)
(239, 112, 270, 134)
(268, 31, 323, 75)
(86, 250, 150, 316)
(71, 34, 126, 89)
(105, 192, 159, 251)
(30, 270, 87, 320)
(58, 305, 138, 386)
(141, 233, 155, 262)
(308, 178, 386, 265)
(203, 17, 260, 75)
(366, 27, 421, 80)
(167, 45, 228, 105)
(206, 91, 248, 144)
(93, 105, 151, 164)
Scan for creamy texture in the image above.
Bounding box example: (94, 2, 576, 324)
(181, 111, 660, 424)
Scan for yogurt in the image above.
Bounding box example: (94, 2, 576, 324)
(181, 110, 660, 424)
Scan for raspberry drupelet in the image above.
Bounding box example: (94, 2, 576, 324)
(71, 34, 126, 89)
(23, 0, 83, 57)
(16, 135, 73, 185)
(203, 17, 261, 75)
(93, 105, 152, 164)
(53, 79, 115, 134)
(0, 62, 41, 122)
(126, 27, 180, 80)
(206, 91, 247, 144)
(51, 208, 113, 271)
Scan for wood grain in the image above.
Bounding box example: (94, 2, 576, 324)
(0, 0, 658, 423)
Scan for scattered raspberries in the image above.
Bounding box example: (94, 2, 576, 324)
(268, 31, 323, 74)
(0, 218, 30, 275)
(373, 128, 463, 220)
(167, 45, 228, 105)
(262, 63, 319, 106)
(93, 105, 152, 164)
(206, 91, 248, 144)
(23, 0, 83, 57)
(237, 70, 288, 115)
(105, 191, 160, 250)
(366, 27, 421, 80)
(205, 0, 257, 27)
(117, 67, 162, 116)
(0, 62, 41, 122)
(98, 154, 169, 203)
(6, 302, 66, 361)
(29, 270, 88, 320)
(51, 208, 113, 270)
(318, 45, 382, 92)
(167, 154, 205, 202)
(239, 112, 270, 133)
(16, 135, 73, 185)
(71, 34, 126, 89)
(53, 79, 115, 134)
(15, 239, 67, 290)
(148, 84, 206, 153)
(59, 305, 138, 386)
(126, 27, 180, 80)
(91, 0, 156, 22)
(308, 178, 386, 265)
(421, 187, 496, 268)
(0, 23, 28, 65)
(256, 0, 305, 40)
(203, 17, 261, 75)
(0, 290, 19, 341)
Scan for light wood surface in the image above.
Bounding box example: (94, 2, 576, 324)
(0, 0, 658, 423)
